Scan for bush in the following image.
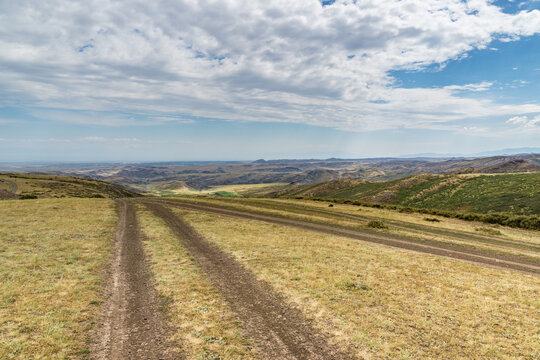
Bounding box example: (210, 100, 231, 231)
(423, 217, 440, 222)
(475, 227, 502, 236)
(20, 194, 38, 200)
(367, 220, 388, 229)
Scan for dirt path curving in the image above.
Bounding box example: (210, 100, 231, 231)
(223, 198, 540, 251)
(91, 199, 181, 360)
(150, 199, 540, 275)
(143, 201, 348, 360)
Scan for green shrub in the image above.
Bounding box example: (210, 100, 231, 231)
(367, 220, 388, 229)
(20, 194, 38, 200)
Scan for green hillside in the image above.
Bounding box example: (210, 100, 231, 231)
(276, 173, 540, 215)
(0, 173, 139, 199)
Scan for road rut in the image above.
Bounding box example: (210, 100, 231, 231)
(91, 199, 181, 359)
(152, 199, 540, 275)
(144, 201, 347, 360)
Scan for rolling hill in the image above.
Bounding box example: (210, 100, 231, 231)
(0, 173, 139, 199)
(272, 172, 540, 216)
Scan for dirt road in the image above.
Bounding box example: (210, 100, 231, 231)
(151, 199, 540, 275)
(144, 201, 347, 360)
(91, 199, 180, 359)
(221, 198, 540, 251)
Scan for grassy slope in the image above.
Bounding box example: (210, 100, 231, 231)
(0, 174, 138, 199)
(177, 208, 540, 360)
(0, 199, 115, 359)
(136, 204, 259, 360)
(277, 173, 540, 215)
(145, 183, 289, 197)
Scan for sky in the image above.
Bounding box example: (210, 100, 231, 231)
(0, 0, 539, 161)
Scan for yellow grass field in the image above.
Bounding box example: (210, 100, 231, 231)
(151, 183, 288, 197)
(175, 207, 540, 360)
(0, 199, 116, 359)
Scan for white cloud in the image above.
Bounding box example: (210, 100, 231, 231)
(506, 114, 540, 129)
(444, 82, 493, 92)
(0, 0, 540, 131)
(81, 136, 106, 142)
(507, 116, 529, 124)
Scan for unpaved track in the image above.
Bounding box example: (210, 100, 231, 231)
(91, 199, 181, 360)
(151, 199, 540, 275)
(223, 198, 540, 251)
(144, 201, 347, 360)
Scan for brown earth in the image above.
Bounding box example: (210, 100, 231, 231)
(90, 199, 181, 359)
(152, 199, 540, 275)
(0, 189, 18, 199)
(142, 200, 348, 360)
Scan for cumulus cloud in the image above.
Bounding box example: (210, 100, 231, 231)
(1, 0, 540, 130)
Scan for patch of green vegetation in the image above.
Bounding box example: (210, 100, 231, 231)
(212, 191, 238, 197)
(399, 174, 540, 215)
(280, 173, 540, 219)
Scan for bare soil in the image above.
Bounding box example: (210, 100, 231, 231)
(0, 189, 18, 199)
(153, 199, 540, 275)
(143, 201, 348, 360)
(90, 199, 181, 359)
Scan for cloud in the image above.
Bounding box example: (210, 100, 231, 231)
(444, 82, 493, 92)
(0, 0, 540, 131)
(506, 116, 529, 125)
(506, 114, 540, 130)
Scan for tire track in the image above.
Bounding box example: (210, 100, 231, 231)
(148, 199, 540, 275)
(143, 201, 348, 360)
(91, 199, 181, 360)
(224, 198, 540, 251)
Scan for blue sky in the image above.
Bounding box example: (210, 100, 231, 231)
(0, 0, 539, 161)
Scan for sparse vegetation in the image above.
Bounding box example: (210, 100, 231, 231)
(475, 227, 502, 236)
(367, 220, 388, 229)
(0, 173, 139, 199)
(0, 199, 115, 358)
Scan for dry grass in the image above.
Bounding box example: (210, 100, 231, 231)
(0, 199, 115, 359)
(176, 208, 540, 360)
(279, 198, 540, 245)
(135, 204, 260, 360)
(211, 197, 540, 246)
(172, 198, 540, 261)
(154, 183, 288, 197)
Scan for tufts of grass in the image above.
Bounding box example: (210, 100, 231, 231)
(367, 220, 388, 229)
(475, 227, 502, 236)
(136, 204, 259, 360)
(423, 217, 440, 222)
(0, 198, 115, 359)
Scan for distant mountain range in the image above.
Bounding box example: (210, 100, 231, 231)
(398, 147, 540, 159)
